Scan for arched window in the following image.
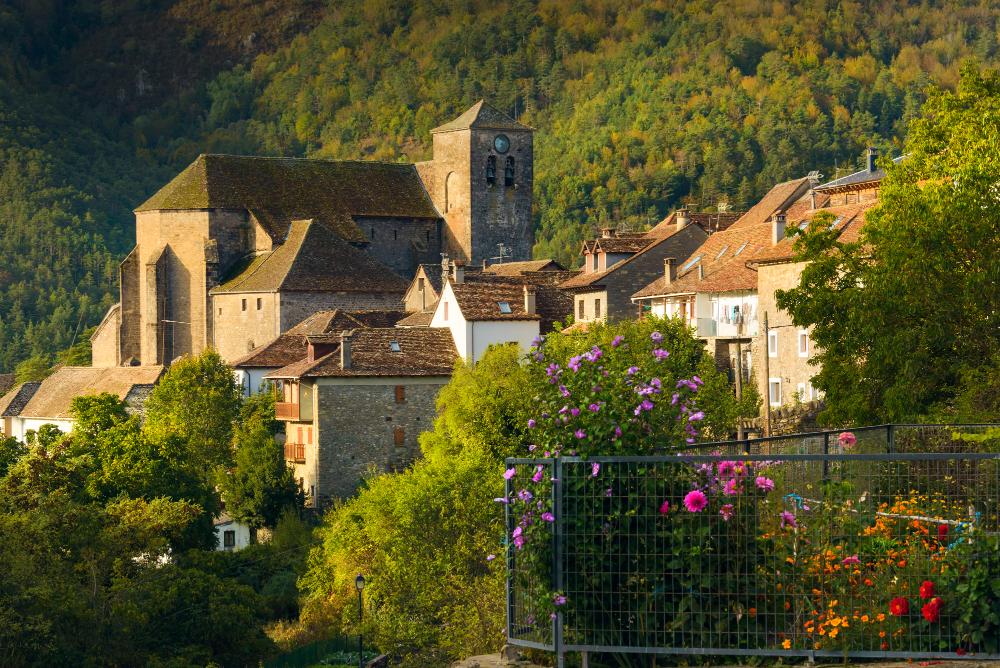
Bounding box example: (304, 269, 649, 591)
(504, 157, 515, 187)
(486, 156, 497, 185)
(445, 171, 457, 211)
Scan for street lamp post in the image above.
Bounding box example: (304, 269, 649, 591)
(355, 574, 365, 668)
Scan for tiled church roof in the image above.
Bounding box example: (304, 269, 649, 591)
(136, 154, 441, 242)
(212, 219, 409, 294)
(19, 366, 164, 420)
(431, 100, 534, 133)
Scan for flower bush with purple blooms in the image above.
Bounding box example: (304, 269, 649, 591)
(503, 318, 765, 637)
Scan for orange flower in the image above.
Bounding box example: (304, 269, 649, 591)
(864, 578, 874, 586)
(782, 639, 792, 649)
(749, 607, 757, 617)
(784, 601, 791, 610)
(861, 615, 870, 623)
(879, 631, 886, 638)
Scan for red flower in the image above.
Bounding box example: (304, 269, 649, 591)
(938, 524, 949, 540)
(956, 648, 967, 656)
(919, 580, 935, 599)
(889, 597, 909, 617)
(921, 597, 942, 623)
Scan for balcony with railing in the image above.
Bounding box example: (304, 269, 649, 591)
(275, 402, 299, 421)
(283, 442, 306, 463)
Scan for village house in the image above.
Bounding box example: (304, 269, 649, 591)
(265, 328, 458, 504)
(90, 101, 535, 368)
(232, 309, 404, 396)
(558, 211, 723, 325)
(748, 151, 896, 424)
(630, 176, 816, 384)
(0, 366, 163, 441)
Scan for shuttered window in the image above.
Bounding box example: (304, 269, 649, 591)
(395, 385, 406, 403)
(393, 427, 405, 446)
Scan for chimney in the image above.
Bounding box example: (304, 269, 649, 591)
(482, 259, 488, 270)
(810, 190, 817, 210)
(452, 260, 465, 284)
(867, 146, 878, 173)
(664, 257, 677, 284)
(523, 285, 536, 315)
(675, 208, 690, 231)
(600, 227, 614, 239)
(772, 213, 787, 245)
(441, 254, 450, 277)
(339, 330, 353, 369)
(698, 264, 705, 280)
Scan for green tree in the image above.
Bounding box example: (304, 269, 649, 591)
(14, 355, 51, 383)
(143, 350, 242, 470)
(777, 64, 1000, 424)
(220, 392, 301, 534)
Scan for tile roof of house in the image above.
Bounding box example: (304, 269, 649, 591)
(0, 373, 15, 397)
(728, 177, 815, 231)
(592, 236, 653, 254)
(560, 225, 706, 291)
(631, 220, 778, 298)
(233, 309, 405, 368)
(431, 100, 533, 134)
(19, 366, 164, 420)
(135, 154, 440, 242)
(645, 211, 744, 238)
(395, 311, 435, 327)
(449, 281, 541, 321)
(481, 259, 564, 275)
(748, 202, 874, 266)
(0, 381, 41, 417)
(212, 219, 409, 294)
(266, 328, 458, 378)
(814, 155, 903, 192)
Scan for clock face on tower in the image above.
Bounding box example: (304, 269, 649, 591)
(493, 134, 510, 154)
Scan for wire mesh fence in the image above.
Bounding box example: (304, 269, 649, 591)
(505, 424, 1000, 663)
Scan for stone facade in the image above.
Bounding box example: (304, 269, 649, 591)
(353, 216, 442, 276)
(90, 305, 121, 367)
(297, 377, 446, 503)
(754, 260, 821, 416)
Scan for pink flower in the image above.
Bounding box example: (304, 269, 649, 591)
(653, 348, 670, 360)
(532, 466, 544, 483)
(553, 594, 567, 606)
(659, 499, 670, 514)
(720, 504, 735, 521)
(688, 410, 704, 422)
(780, 511, 798, 529)
(683, 490, 708, 512)
(574, 429, 587, 439)
(755, 476, 775, 492)
(650, 331, 663, 343)
(512, 526, 525, 549)
(717, 460, 736, 478)
(527, 419, 536, 428)
(503, 467, 517, 480)
(486, 554, 496, 561)
(591, 462, 600, 477)
(722, 479, 741, 496)
(838, 431, 857, 448)
(842, 555, 861, 565)
(541, 512, 555, 522)
(611, 335, 625, 347)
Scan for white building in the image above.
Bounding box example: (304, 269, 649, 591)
(214, 513, 253, 551)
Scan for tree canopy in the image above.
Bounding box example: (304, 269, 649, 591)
(776, 63, 1000, 424)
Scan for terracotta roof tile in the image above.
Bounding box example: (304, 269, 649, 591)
(481, 259, 564, 275)
(266, 328, 458, 378)
(449, 281, 541, 321)
(592, 236, 652, 254)
(749, 202, 873, 265)
(136, 154, 440, 243)
(645, 211, 743, 238)
(395, 311, 435, 327)
(19, 366, 164, 420)
(234, 309, 405, 368)
(728, 177, 814, 230)
(212, 219, 409, 294)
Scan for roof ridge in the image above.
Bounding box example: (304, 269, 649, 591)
(199, 153, 419, 167)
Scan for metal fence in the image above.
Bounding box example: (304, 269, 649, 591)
(505, 424, 1000, 665)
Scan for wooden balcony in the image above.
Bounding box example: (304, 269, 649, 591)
(284, 442, 306, 463)
(275, 402, 299, 420)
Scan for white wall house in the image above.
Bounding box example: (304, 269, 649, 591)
(214, 514, 253, 551)
(430, 279, 540, 364)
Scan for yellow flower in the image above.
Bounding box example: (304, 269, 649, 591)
(782, 639, 792, 649)
(877, 613, 886, 622)
(861, 615, 870, 623)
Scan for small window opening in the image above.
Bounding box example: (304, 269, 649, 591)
(241, 299, 247, 312)
(390, 341, 402, 352)
(394, 229, 398, 240)
(256, 297, 262, 310)
(497, 301, 512, 314)
(594, 298, 602, 319)
(486, 156, 497, 185)
(578, 299, 585, 319)
(223, 530, 236, 548)
(395, 385, 406, 403)
(370, 228, 375, 240)
(504, 157, 515, 187)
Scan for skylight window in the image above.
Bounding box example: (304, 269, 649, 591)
(389, 341, 401, 353)
(681, 255, 702, 271)
(829, 216, 843, 229)
(733, 242, 749, 257)
(497, 301, 512, 314)
(715, 245, 729, 260)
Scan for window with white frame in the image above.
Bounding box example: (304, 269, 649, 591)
(809, 383, 820, 401)
(797, 382, 806, 401)
(768, 378, 782, 406)
(798, 329, 809, 357)
(768, 330, 778, 357)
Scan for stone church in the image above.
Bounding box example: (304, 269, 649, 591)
(91, 101, 535, 367)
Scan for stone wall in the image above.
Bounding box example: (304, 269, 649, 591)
(354, 216, 442, 277)
(119, 248, 141, 364)
(312, 377, 446, 502)
(212, 292, 281, 363)
(279, 291, 404, 332)
(90, 305, 120, 367)
(469, 129, 533, 264)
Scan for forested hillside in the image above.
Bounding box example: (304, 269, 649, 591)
(1, 0, 998, 373)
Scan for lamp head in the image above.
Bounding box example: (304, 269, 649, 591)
(355, 574, 366, 592)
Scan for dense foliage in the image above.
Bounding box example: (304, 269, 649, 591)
(297, 320, 757, 666)
(3, 0, 1000, 371)
(0, 351, 306, 665)
(777, 64, 1000, 425)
